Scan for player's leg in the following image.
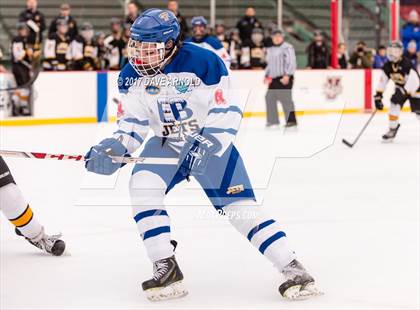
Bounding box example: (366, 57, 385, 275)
(409, 95, 420, 120)
(278, 77, 297, 127)
(0, 156, 65, 255)
(265, 81, 280, 127)
(383, 87, 408, 140)
(382, 102, 402, 140)
(129, 137, 187, 300)
(196, 145, 321, 299)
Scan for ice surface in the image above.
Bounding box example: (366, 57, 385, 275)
(1, 112, 419, 310)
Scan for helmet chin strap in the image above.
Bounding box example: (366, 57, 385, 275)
(160, 45, 178, 69)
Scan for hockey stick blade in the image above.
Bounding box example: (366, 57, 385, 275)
(341, 110, 377, 148)
(342, 139, 353, 148)
(0, 150, 178, 165)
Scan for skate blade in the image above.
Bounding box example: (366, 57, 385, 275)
(145, 280, 188, 302)
(381, 139, 395, 143)
(282, 283, 324, 300)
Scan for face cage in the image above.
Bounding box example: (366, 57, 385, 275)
(128, 39, 175, 77)
(387, 46, 403, 62)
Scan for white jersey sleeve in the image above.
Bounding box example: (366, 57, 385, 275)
(43, 38, 57, 59)
(404, 69, 420, 96)
(201, 75, 243, 156)
(113, 73, 150, 154)
(376, 70, 389, 93)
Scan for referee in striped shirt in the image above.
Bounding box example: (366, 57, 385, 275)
(264, 29, 297, 127)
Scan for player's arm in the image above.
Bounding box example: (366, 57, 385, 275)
(43, 38, 57, 70)
(178, 74, 243, 177)
(403, 69, 420, 96)
(85, 70, 150, 175)
(374, 69, 390, 110)
(112, 93, 150, 154)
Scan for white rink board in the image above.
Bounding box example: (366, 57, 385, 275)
(32, 71, 97, 118)
(0, 69, 398, 122)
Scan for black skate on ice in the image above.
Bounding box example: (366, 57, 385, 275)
(279, 259, 323, 300)
(15, 228, 66, 256)
(382, 124, 400, 141)
(142, 255, 187, 301)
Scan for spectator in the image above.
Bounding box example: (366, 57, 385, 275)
(18, 0, 46, 51)
(264, 29, 297, 128)
(349, 41, 373, 68)
(236, 7, 262, 46)
(306, 30, 330, 69)
(43, 18, 72, 71)
(248, 28, 265, 68)
(95, 32, 107, 70)
(167, 0, 189, 40)
(0, 47, 6, 72)
(11, 22, 33, 115)
(228, 28, 243, 69)
(214, 22, 229, 51)
(337, 42, 348, 69)
(70, 22, 100, 71)
(403, 40, 418, 70)
(104, 18, 126, 70)
(373, 45, 389, 69)
(401, 10, 420, 52)
(120, 23, 131, 68)
(125, 1, 140, 26)
(48, 3, 78, 41)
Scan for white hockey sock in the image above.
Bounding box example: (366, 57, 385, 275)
(0, 183, 43, 240)
(224, 200, 296, 271)
(130, 170, 173, 262)
(389, 103, 401, 129)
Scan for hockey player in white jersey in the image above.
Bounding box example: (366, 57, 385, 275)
(184, 16, 231, 69)
(85, 9, 321, 301)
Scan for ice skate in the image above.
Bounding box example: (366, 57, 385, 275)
(279, 259, 323, 300)
(142, 255, 188, 301)
(382, 124, 400, 141)
(15, 227, 66, 256)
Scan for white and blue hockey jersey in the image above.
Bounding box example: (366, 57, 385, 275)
(184, 35, 231, 69)
(114, 42, 242, 157)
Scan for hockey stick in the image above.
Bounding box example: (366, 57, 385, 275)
(342, 109, 377, 148)
(0, 150, 178, 165)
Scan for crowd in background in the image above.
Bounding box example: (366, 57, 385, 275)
(5, 0, 420, 73)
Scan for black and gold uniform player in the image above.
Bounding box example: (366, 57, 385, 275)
(374, 41, 420, 140)
(18, 0, 45, 54)
(70, 22, 100, 70)
(43, 18, 72, 71)
(0, 156, 65, 255)
(11, 22, 33, 116)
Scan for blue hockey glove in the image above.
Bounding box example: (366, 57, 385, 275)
(178, 132, 222, 177)
(85, 138, 129, 175)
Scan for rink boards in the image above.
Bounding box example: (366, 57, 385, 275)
(0, 69, 404, 126)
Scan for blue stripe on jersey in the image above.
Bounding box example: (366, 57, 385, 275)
(134, 209, 168, 223)
(204, 127, 238, 135)
(119, 118, 149, 126)
(114, 130, 144, 144)
(247, 219, 276, 241)
(143, 226, 171, 240)
(208, 106, 243, 116)
(259, 231, 286, 254)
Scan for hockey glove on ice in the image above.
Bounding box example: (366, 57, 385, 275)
(178, 132, 222, 178)
(374, 91, 384, 110)
(85, 138, 129, 175)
